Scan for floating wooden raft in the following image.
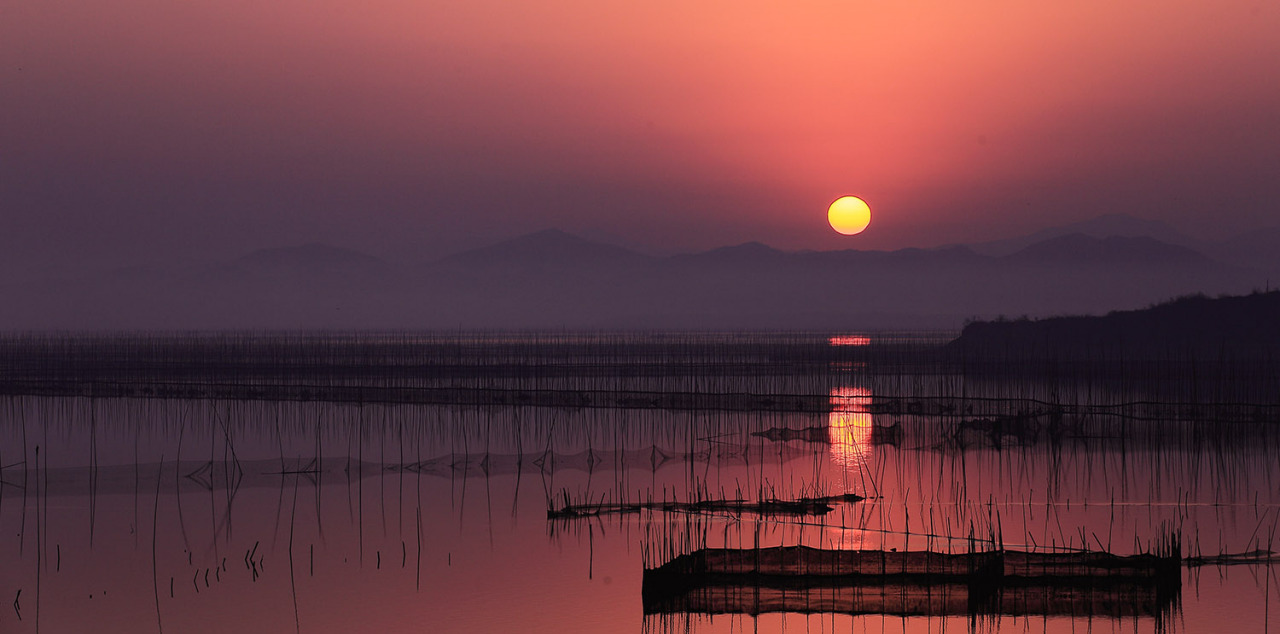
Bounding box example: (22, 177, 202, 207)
(642, 546, 1180, 618)
(548, 494, 864, 520)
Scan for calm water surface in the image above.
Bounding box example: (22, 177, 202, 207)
(1, 355, 1278, 632)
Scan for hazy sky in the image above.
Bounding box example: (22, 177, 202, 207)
(3, 1, 1278, 275)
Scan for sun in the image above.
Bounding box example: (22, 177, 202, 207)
(827, 196, 871, 236)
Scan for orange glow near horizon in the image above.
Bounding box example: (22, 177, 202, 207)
(3, 1, 1278, 252)
(829, 387, 874, 470)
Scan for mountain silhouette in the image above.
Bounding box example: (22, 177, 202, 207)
(1208, 227, 1280, 273)
(679, 241, 787, 260)
(239, 243, 385, 270)
(436, 228, 651, 271)
(0, 228, 1270, 330)
(1003, 234, 1210, 267)
(966, 213, 1201, 256)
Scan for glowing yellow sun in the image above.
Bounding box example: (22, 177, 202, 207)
(828, 196, 871, 235)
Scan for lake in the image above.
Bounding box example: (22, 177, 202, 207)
(0, 333, 1276, 632)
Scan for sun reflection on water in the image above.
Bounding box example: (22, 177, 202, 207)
(828, 335, 871, 346)
(828, 387, 873, 470)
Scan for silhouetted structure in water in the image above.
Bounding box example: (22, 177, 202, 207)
(643, 545, 1181, 620)
(548, 494, 864, 520)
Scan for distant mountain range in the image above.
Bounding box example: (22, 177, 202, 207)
(962, 213, 1202, 255)
(962, 213, 1280, 272)
(1, 215, 1276, 330)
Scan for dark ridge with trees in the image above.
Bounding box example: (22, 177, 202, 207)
(952, 290, 1280, 359)
(946, 291, 1280, 403)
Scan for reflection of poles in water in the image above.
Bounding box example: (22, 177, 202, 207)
(379, 406, 387, 542)
(90, 399, 98, 549)
(415, 504, 423, 591)
(35, 446, 41, 630)
(315, 413, 324, 543)
(18, 404, 29, 557)
(358, 403, 364, 567)
(208, 405, 219, 563)
(485, 410, 494, 549)
(174, 403, 193, 556)
(134, 415, 141, 551)
(511, 408, 523, 520)
(151, 455, 164, 633)
(397, 412, 405, 543)
(287, 472, 301, 634)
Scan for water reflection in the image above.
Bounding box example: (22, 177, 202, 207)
(827, 335, 871, 346)
(0, 372, 1278, 632)
(828, 387, 873, 470)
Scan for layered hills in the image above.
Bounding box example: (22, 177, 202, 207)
(2, 216, 1275, 330)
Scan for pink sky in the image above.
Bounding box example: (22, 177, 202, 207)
(3, 1, 1278, 270)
